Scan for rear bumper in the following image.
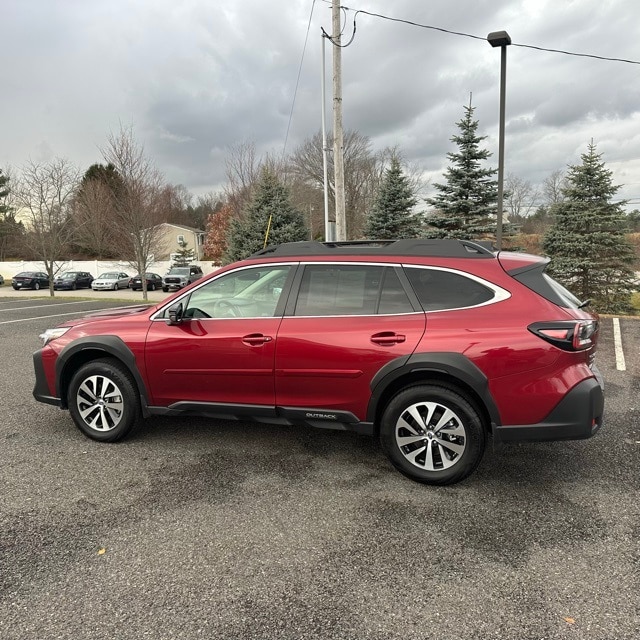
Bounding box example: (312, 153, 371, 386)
(493, 370, 604, 443)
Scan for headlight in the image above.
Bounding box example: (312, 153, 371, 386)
(39, 327, 70, 346)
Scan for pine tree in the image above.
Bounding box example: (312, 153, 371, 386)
(364, 156, 422, 239)
(426, 103, 498, 239)
(172, 241, 195, 266)
(543, 142, 636, 313)
(224, 168, 307, 263)
(0, 169, 25, 261)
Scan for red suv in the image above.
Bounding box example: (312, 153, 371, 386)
(33, 240, 604, 485)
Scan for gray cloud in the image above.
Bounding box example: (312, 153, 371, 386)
(2, 0, 640, 206)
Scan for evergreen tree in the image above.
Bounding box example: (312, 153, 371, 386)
(172, 241, 196, 266)
(0, 169, 26, 260)
(543, 142, 636, 313)
(0, 168, 9, 206)
(224, 168, 307, 262)
(426, 103, 498, 239)
(364, 156, 422, 239)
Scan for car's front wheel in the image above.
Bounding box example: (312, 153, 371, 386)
(379, 384, 486, 486)
(67, 358, 141, 442)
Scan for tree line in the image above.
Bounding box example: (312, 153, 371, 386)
(1, 105, 638, 311)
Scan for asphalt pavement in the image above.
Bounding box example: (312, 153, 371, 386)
(0, 294, 638, 640)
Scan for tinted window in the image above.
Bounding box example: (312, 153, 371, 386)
(405, 267, 494, 311)
(294, 265, 413, 316)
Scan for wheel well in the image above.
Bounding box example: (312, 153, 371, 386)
(372, 371, 492, 437)
(59, 350, 129, 409)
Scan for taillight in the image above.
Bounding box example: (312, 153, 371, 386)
(528, 320, 597, 351)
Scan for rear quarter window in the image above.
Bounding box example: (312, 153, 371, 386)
(404, 267, 496, 311)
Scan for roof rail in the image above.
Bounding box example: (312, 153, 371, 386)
(250, 238, 495, 259)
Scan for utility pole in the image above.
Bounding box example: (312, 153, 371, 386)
(320, 31, 334, 242)
(332, 0, 346, 241)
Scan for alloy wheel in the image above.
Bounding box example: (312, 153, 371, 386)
(76, 374, 124, 432)
(395, 401, 467, 471)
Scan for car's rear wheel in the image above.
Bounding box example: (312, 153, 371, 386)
(380, 384, 486, 486)
(67, 358, 140, 442)
(33, 282, 40, 290)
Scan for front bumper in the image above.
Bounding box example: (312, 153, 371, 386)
(493, 369, 604, 443)
(163, 281, 186, 290)
(33, 349, 60, 407)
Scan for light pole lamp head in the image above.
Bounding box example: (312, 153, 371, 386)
(487, 30, 512, 47)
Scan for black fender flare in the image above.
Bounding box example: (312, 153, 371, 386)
(366, 352, 501, 426)
(56, 336, 150, 413)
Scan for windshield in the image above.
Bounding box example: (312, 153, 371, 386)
(168, 268, 189, 275)
(59, 272, 78, 279)
(98, 273, 119, 279)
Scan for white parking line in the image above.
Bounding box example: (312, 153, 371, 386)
(0, 308, 108, 325)
(0, 301, 99, 312)
(612, 317, 626, 371)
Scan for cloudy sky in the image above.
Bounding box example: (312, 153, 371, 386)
(2, 0, 640, 209)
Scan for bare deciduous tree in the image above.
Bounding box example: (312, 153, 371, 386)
(224, 141, 263, 219)
(288, 131, 423, 239)
(101, 126, 169, 300)
(505, 173, 539, 221)
(13, 158, 80, 295)
(543, 169, 567, 207)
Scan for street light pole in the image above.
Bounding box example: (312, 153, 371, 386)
(487, 30, 511, 251)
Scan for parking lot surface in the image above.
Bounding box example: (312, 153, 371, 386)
(0, 293, 638, 639)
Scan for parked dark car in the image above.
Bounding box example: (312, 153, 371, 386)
(12, 271, 49, 290)
(53, 271, 94, 291)
(33, 239, 604, 486)
(0, 274, 4, 286)
(130, 272, 163, 291)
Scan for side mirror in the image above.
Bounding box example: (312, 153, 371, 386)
(167, 302, 184, 326)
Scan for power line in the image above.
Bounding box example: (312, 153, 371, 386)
(328, 5, 640, 65)
(282, 0, 317, 160)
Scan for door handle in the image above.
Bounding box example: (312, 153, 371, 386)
(242, 333, 273, 346)
(371, 332, 406, 345)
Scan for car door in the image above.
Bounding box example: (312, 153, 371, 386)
(275, 263, 425, 421)
(144, 264, 295, 408)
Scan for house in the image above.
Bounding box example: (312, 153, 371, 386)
(154, 223, 206, 261)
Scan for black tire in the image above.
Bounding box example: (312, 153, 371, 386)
(149, 283, 155, 291)
(379, 384, 486, 486)
(33, 282, 40, 290)
(67, 358, 141, 442)
(113, 283, 118, 291)
(162, 287, 168, 292)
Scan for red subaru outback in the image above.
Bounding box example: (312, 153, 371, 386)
(33, 240, 604, 485)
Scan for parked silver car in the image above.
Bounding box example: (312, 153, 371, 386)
(91, 272, 131, 291)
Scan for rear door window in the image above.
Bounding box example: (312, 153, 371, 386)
(404, 267, 495, 311)
(293, 264, 414, 316)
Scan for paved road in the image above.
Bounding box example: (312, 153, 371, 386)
(0, 295, 638, 640)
